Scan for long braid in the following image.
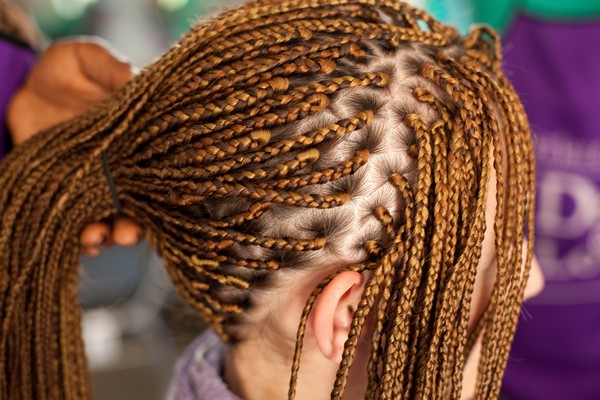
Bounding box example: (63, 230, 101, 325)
(0, 1, 534, 399)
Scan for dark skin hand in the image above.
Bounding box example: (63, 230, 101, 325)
(7, 38, 143, 256)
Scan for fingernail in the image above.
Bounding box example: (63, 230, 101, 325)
(85, 248, 100, 257)
(97, 234, 108, 247)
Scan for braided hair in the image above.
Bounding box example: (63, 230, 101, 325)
(0, 1, 535, 399)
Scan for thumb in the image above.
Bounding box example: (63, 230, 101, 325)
(75, 40, 137, 93)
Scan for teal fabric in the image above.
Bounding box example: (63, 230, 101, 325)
(425, 0, 472, 33)
(424, 0, 600, 34)
(470, 0, 600, 32)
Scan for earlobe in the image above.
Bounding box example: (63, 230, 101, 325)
(311, 271, 365, 362)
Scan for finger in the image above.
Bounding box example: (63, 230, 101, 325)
(83, 247, 101, 257)
(80, 223, 111, 248)
(112, 219, 143, 247)
(75, 40, 136, 93)
(81, 223, 111, 256)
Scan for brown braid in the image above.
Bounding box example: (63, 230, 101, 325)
(0, 1, 535, 399)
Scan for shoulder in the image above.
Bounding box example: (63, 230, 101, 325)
(165, 330, 240, 400)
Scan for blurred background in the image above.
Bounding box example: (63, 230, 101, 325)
(26, 0, 472, 65)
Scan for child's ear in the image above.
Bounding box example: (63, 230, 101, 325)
(311, 271, 365, 363)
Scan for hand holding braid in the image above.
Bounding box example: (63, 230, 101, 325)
(0, 1, 535, 399)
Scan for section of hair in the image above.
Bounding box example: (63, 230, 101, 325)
(0, 1, 535, 400)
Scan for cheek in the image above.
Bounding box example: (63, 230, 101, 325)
(523, 248, 544, 301)
(468, 238, 545, 334)
(467, 157, 500, 333)
(467, 210, 497, 333)
(468, 262, 496, 334)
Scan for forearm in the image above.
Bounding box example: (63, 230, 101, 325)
(0, 0, 40, 48)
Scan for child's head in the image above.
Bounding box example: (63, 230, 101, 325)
(0, 1, 539, 399)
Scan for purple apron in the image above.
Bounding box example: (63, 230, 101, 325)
(0, 34, 36, 158)
(501, 14, 600, 400)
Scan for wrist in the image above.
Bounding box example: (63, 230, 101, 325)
(0, 1, 41, 49)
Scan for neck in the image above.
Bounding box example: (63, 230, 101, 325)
(223, 335, 367, 400)
(223, 332, 484, 400)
